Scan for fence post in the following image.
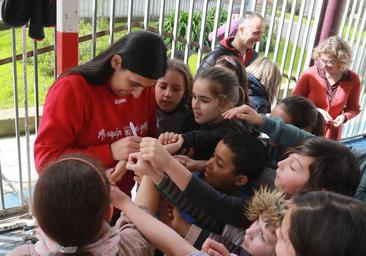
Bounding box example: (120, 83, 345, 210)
(56, 0, 79, 75)
(314, 0, 347, 46)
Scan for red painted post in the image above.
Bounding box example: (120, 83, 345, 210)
(315, 0, 347, 45)
(56, 0, 79, 76)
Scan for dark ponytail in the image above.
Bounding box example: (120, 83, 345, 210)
(280, 96, 325, 136)
(195, 67, 241, 108)
(215, 55, 249, 104)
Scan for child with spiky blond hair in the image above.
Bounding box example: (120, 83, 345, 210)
(201, 187, 288, 256)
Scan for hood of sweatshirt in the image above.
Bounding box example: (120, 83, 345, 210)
(219, 37, 243, 58)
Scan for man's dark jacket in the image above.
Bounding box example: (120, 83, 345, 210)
(197, 37, 258, 75)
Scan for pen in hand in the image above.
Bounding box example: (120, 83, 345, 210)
(129, 122, 138, 136)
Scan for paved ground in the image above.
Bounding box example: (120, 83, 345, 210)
(0, 134, 37, 209)
(0, 133, 138, 210)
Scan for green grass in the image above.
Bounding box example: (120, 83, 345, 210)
(0, 19, 134, 110)
(0, 25, 57, 109)
(0, 60, 55, 109)
(0, 17, 162, 110)
(187, 53, 205, 76)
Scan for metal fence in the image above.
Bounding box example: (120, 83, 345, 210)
(0, 0, 366, 216)
(78, 0, 250, 18)
(338, 0, 366, 138)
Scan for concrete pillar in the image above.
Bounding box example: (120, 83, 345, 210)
(56, 0, 79, 75)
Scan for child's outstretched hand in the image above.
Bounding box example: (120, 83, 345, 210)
(201, 238, 231, 256)
(174, 155, 201, 172)
(222, 104, 248, 119)
(140, 137, 174, 170)
(332, 114, 345, 128)
(222, 104, 264, 127)
(126, 152, 158, 178)
(158, 132, 180, 145)
(158, 132, 184, 155)
(110, 185, 131, 209)
(106, 160, 127, 185)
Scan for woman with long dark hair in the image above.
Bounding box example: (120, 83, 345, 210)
(34, 30, 167, 195)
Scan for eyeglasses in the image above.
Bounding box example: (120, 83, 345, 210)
(319, 58, 338, 66)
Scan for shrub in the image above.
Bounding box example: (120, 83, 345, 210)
(162, 8, 228, 51)
(286, 0, 301, 16)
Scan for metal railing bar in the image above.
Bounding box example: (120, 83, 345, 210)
(91, 0, 98, 58)
(345, 103, 362, 137)
(283, 0, 306, 95)
(0, 161, 5, 210)
(127, 0, 133, 33)
(210, 0, 222, 52)
(295, 0, 315, 79)
(341, 1, 365, 137)
(144, 0, 150, 30)
(350, 0, 366, 70)
(303, 0, 324, 69)
(350, 77, 366, 135)
(357, 71, 366, 135)
(224, 0, 234, 39)
(239, 0, 246, 16)
(109, 0, 116, 45)
(183, 0, 195, 64)
(11, 27, 24, 206)
(171, 0, 181, 59)
(0, 47, 53, 66)
(53, 27, 57, 79)
(264, 0, 278, 57)
(344, 0, 357, 41)
(158, 0, 166, 35)
(355, 36, 366, 73)
(272, 0, 287, 63)
(360, 91, 366, 133)
(255, 0, 267, 53)
(349, 0, 363, 46)
(21, 26, 28, 205)
(21, 25, 32, 213)
(33, 41, 40, 133)
(251, 0, 257, 11)
(279, 0, 296, 96)
(338, 0, 351, 36)
(348, 71, 366, 136)
(196, 0, 209, 71)
(259, 0, 267, 16)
